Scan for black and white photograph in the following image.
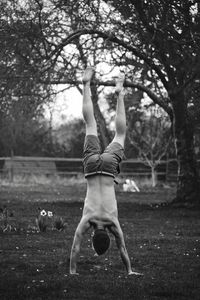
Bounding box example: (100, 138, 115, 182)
(0, 0, 200, 299)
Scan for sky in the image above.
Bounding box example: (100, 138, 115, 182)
(44, 86, 82, 127)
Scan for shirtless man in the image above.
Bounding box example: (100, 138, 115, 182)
(70, 67, 142, 276)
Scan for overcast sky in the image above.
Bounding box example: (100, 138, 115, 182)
(44, 87, 82, 127)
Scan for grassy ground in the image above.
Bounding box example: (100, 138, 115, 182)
(0, 182, 200, 300)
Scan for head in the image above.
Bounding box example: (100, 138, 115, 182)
(92, 229, 110, 255)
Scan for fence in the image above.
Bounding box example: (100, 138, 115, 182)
(0, 156, 183, 182)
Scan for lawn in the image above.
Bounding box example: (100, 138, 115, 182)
(0, 182, 200, 300)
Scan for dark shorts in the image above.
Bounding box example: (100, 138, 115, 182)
(83, 135, 124, 179)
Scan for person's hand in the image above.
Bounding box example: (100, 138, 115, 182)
(128, 270, 143, 276)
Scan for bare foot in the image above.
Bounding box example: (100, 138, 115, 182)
(115, 73, 125, 93)
(82, 67, 95, 84)
(128, 270, 143, 276)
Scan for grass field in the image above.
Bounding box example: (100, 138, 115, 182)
(0, 182, 200, 300)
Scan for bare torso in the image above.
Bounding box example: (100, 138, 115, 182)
(83, 175, 118, 227)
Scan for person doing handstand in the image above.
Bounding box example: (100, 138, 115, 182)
(70, 67, 142, 276)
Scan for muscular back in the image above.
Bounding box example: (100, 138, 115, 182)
(83, 175, 118, 220)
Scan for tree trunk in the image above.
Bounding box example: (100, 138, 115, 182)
(91, 85, 112, 149)
(151, 166, 157, 187)
(172, 91, 200, 204)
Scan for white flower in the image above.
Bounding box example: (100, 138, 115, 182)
(40, 210, 47, 216)
(48, 211, 53, 217)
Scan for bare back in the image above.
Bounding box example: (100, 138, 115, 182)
(83, 175, 118, 222)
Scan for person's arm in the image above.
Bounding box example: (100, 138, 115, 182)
(109, 221, 142, 276)
(70, 217, 90, 275)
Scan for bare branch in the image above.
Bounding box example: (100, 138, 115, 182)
(51, 28, 169, 90)
(40, 77, 172, 117)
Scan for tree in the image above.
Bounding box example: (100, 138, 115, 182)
(128, 106, 173, 187)
(0, 0, 56, 156)
(107, 0, 200, 203)
(1, 0, 200, 203)
(54, 119, 85, 158)
(0, 0, 114, 149)
(49, 0, 200, 204)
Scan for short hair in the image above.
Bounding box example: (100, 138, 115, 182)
(92, 229, 110, 255)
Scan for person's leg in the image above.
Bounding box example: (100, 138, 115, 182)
(112, 74, 126, 147)
(82, 67, 97, 136)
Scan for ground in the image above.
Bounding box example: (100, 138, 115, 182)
(0, 182, 200, 300)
